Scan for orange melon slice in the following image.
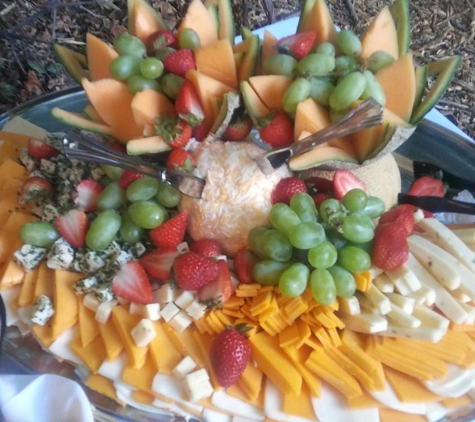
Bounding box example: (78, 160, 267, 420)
(249, 75, 293, 110)
(131, 89, 175, 130)
(234, 52, 244, 76)
(195, 39, 238, 89)
(86, 33, 119, 81)
(178, 0, 218, 48)
(129, 0, 169, 44)
(303, 0, 336, 46)
(82, 78, 142, 143)
(260, 30, 278, 74)
(360, 6, 399, 60)
(376, 53, 416, 122)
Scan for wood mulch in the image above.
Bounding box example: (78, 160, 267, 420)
(0, 0, 473, 139)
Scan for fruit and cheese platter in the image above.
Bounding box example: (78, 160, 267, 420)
(2, 0, 475, 421)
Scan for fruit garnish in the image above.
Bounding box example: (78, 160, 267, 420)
(408, 175, 445, 197)
(74, 179, 103, 212)
(198, 259, 233, 304)
(223, 114, 253, 142)
(118, 170, 146, 189)
(258, 109, 294, 148)
(379, 206, 415, 237)
(275, 30, 317, 60)
(271, 177, 308, 205)
(140, 247, 180, 280)
(163, 49, 196, 77)
(146, 30, 177, 54)
(19, 176, 53, 204)
(149, 211, 188, 249)
(175, 80, 205, 127)
(333, 169, 367, 200)
(173, 251, 220, 291)
(166, 148, 196, 172)
(155, 114, 192, 148)
(372, 221, 409, 271)
(55, 209, 88, 248)
(192, 120, 209, 142)
(233, 248, 259, 284)
(189, 239, 223, 258)
(28, 138, 60, 160)
(112, 260, 153, 304)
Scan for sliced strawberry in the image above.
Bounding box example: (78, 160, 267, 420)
(175, 80, 205, 127)
(312, 192, 331, 208)
(166, 148, 196, 172)
(271, 177, 308, 205)
(372, 222, 409, 271)
(234, 249, 259, 284)
(112, 261, 153, 304)
(189, 239, 223, 258)
(198, 259, 233, 304)
(55, 209, 88, 248)
(408, 176, 445, 197)
(258, 110, 294, 148)
(146, 30, 177, 54)
(140, 247, 180, 280)
(118, 170, 145, 189)
(74, 179, 103, 212)
(155, 114, 192, 148)
(150, 211, 188, 249)
(306, 176, 334, 194)
(173, 252, 220, 291)
(19, 176, 53, 204)
(192, 120, 209, 142)
(276, 30, 317, 60)
(223, 114, 253, 142)
(28, 138, 60, 160)
(397, 203, 435, 219)
(379, 207, 415, 237)
(163, 49, 196, 77)
(333, 170, 366, 200)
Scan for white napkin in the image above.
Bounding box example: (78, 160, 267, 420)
(0, 374, 94, 422)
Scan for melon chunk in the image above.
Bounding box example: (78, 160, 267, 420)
(241, 81, 270, 123)
(249, 75, 292, 110)
(376, 53, 416, 122)
(128, 0, 169, 43)
(360, 6, 399, 60)
(86, 33, 119, 81)
(261, 30, 278, 72)
(53, 44, 89, 84)
(302, 0, 336, 46)
(131, 89, 175, 130)
(178, 0, 218, 48)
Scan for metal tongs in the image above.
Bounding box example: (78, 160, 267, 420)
(253, 98, 384, 175)
(62, 131, 205, 199)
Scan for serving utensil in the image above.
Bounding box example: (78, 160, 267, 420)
(62, 130, 205, 199)
(253, 98, 384, 175)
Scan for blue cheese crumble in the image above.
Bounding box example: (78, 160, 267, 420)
(31, 295, 54, 325)
(13, 244, 47, 271)
(46, 237, 74, 270)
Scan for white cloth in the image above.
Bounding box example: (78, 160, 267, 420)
(0, 374, 94, 422)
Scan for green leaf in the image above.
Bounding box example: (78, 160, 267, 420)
(1, 83, 19, 101)
(46, 62, 64, 74)
(28, 59, 46, 74)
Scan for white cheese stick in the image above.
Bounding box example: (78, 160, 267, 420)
(378, 324, 446, 343)
(385, 273, 411, 296)
(408, 284, 436, 307)
(373, 274, 394, 293)
(455, 300, 475, 324)
(385, 265, 421, 293)
(338, 296, 361, 316)
(368, 266, 384, 280)
(356, 294, 380, 314)
(362, 285, 391, 315)
(385, 292, 415, 314)
(386, 303, 421, 328)
(450, 288, 471, 303)
(412, 305, 450, 332)
(454, 263, 475, 302)
(337, 311, 388, 334)
(408, 235, 461, 290)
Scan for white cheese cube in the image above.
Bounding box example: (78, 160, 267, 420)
(129, 242, 146, 258)
(176, 242, 190, 254)
(13, 244, 46, 271)
(92, 284, 115, 302)
(144, 303, 161, 321)
(186, 379, 214, 402)
(154, 283, 177, 303)
(338, 296, 360, 316)
(172, 356, 197, 379)
(114, 250, 133, 266)
(185, 300, 208, 321)
(101, 241, 122, 259)
(160, 302, 180, 322)
(131, 319, 156, 347)
(174, 291, 195, 309)
(183, 368, 209, 388)
(41, 203, 60, 223)
(168, 310, 192, 333)
(129, 302, 145, 316)
(95, 300, 118, 324)
(19, 148, 36, 171)
(84, 251, 106, 272)
(46, 238, 74, 270)
(413, 209, 425, 223)
(83, 292, 101, 312)
(73, 275, 98, 295)
(40, 158, 56, 176)
(31, 295, 54, 325)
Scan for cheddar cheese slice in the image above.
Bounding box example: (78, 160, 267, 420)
(18, 266, 39, 307)
(149, 320, 183, 375)
(282, 384, 316, 420)
(70, 335, 107, 373)
(98, 317, 124, 361)
(34, 262, 54, 299)
(0, 158, 29, 185)
(85, 374, 123, 405)
(78, 297, 100, 347)
(121, 355, 157, 395)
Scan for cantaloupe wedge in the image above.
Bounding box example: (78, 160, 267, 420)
(376, 53, 416, 122)
(53, 44, 89, 84)
(261, 30, 278, 62)
(302, 0, 336, 46)
(130, 89, 175, 130)
(177, 0, 218, 48)
(128, 0, 169, 43)
(249, 75, 292, 110)
(239, 35, 260, 83)
(195, 39, 238, 89)
(297, 0, 316, 33)
(233, 52, 244, 76)
(241, 81, 270, 123)
(360, 6, 399, 60)
(86, 33, 119, 81)
(82, 78, 142, 143)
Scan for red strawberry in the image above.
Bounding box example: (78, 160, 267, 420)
(408, 176, 445, 197)
(258, 110, 294, 148)
(74, 179, 103, 212)
(276, 30, 317, 60)
(55, 209, 88, 248)
(397, 203, 435, 219)
(190, 239, 223, 258)
(306, 176, 334, 194)
(372, 222, 409, 271)
(234, 249, 259, 284)
(271, 177, 308, 205)
(333, 170, 366, 200)
(155, 114, 192, 148)
(210, 326, 252, 387)
(149, 211, 188, 249)
(192, 120, 209, 142)
(379, 207, 415, 237)
(140, 247, 180, 280)
(112, 261, 153, 304)
(198, 259, 233, 304)
(146, 30, 177, 54)
(27, 138, 60, 160)
(175, 80, 205, 127)
(223, 114, 253, 142)
(163, 49, 196, 77)
(118, 170, 145, 189)
(19, 176, 53, 204)
(166, 148, 196, 172)
(173, 252, 220, 291)
(312, 192, 331, 207)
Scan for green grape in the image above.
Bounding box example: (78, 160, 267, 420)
(263, 54, 298, 77)
(361, 196, 385, 219)
(179, 28, 201, 51)
(279, 263, 310, 297)
(297, 53, 335, 77)
(309, 77, 335, 107)
(249, 226, 270, 259)
(316, 42, 335, 56)
(127, 75, 162, 95)
(154, 47, 176, 61)
(288, 222, 326, 250)
(342, 188, 368, 213)
(253, 260, 293, 285)
(310, 268, 336, 305)
(329, 72, 367, 111)
(325, 227, 348, 250)
(337, 245, 371, 274)
(86, 210, 122, 251)
(156, 182, 181, 208)
(269, 203, 301, 237)
(126, 177, 160, 202)
(340, 213, 375, 243)
(367, 50, 395, 73)
(97, 181, 126, 210)
(335, 30, 362, 57)
(283, 78, 311, 113)
(360, 70, 386, 106)
(334, 56, 359, 78)
(329, 108, 350, 123)
(290, 192, 317, 223)
(140, 57, 164, 79)
(109, 55, 142, 81)
(319, 198, 342, 222)
(346, 239, 374, 255)
(113, 33, 146, 58)
(308, 241, 338, 269)
(128, 201, 166, 229)
(161, 73, 185, 99)
(262, 229, 293, 262)
(100, 164, 124, 181)
(327, 265, 356, 298)
(19, 222, 59, 247)
(120, 211, 144, 243)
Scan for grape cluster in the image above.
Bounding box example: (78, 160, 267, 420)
(263, 30, 395, 118)
(249, 190, 385, 305)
